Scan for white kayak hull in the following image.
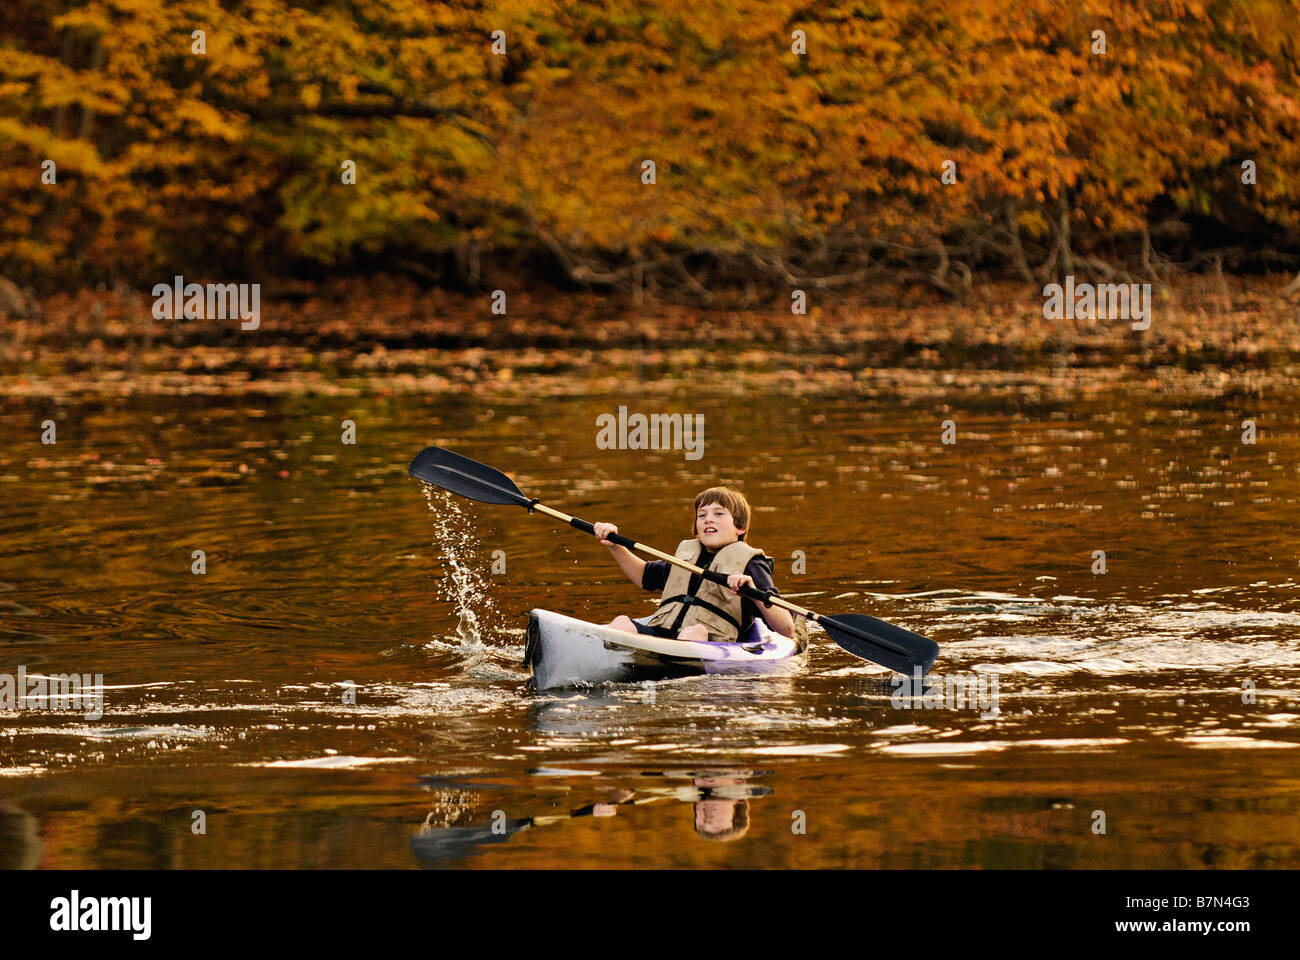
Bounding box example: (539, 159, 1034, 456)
(524, 608, 807, 690)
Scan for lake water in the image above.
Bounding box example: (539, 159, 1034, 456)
(2, 316, 1299, 868)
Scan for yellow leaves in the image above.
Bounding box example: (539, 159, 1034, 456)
(1016, 208, 1049, 237)
(1, 48, 129, 114)
(0, 118, 107, 176)
(1266, 91, 1300, 120)
(641, 22, 669, 48)
(172, 101, 244, 142)
(2, 0, 1299, 287)
(51, 7, 114, 33)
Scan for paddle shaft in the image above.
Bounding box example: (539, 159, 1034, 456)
(529, 501, 795, 608)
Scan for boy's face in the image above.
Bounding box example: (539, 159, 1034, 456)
(696, 501, 744, 549)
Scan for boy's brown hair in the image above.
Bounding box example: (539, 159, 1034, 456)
(693, 486, 751, 540)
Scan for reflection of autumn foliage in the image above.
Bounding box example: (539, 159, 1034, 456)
(2, 1, 1298, 296)
(20, 755, 1300, 868)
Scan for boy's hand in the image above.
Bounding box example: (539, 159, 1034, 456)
(593, 521, 619, 545)
(726, 573, 754, 595)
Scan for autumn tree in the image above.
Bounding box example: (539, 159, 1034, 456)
(1, 0, 1297, 297)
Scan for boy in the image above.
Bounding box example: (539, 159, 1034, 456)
(593, 486, 794, 643)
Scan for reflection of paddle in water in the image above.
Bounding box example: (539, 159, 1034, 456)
(410, 770, 772, 866)
(0, 802, 43, 870)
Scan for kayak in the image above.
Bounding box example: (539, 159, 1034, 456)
(411, 446, 941, 678)
(523, 608, 807, 690)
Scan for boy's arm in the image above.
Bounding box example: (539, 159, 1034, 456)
(755, 596, 795, 638)
(737, 558, 795, 638)
(593, 522, 646, 586)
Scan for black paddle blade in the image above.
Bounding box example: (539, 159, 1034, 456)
(820, 614, 939, 675)
(408, 446, 530, 507)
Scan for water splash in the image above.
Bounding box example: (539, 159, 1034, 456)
(421, 485, 500, 644)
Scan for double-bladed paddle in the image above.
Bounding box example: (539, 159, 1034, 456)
(408, 445, 939, 675)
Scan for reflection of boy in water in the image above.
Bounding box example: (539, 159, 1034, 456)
(592, 774, 760, 841)
(695, 797, 749, 841)
(692, 773, 753, 841)
(412, 772, 769, 866)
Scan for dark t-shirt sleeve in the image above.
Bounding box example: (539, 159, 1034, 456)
(740, 555, 778, 627)
(641, 559, 671, 592)
(745, 555, 779, 596)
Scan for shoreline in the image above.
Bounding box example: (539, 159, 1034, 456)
(3, 275, 1299, 399)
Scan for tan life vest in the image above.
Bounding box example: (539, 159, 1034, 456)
(643, 538, 767, 642)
